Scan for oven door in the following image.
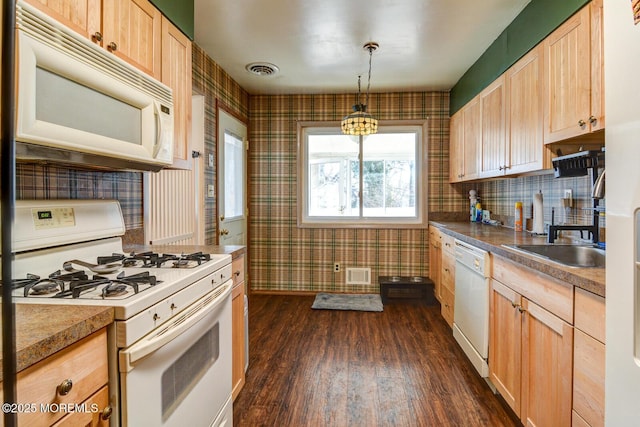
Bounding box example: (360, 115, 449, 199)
(118, 281, 232, 427)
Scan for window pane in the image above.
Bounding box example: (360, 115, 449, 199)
(362, 133, 416, 217)
(224, 131, 244, 218)
(308, 134, 359, 217)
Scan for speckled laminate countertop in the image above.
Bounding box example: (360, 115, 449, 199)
(430, 221, 605, 298)
(1, 305, 113, 381)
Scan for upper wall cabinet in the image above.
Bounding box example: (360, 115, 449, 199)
(25, 0, 162, 80)
(161, 16, 193, 169)
(478, 75, 507, 179)
(506, 45, 550, 175)
(543, 0, 604, 144)
(450, 96, 480, 183)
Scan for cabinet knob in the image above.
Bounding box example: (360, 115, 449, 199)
(578, 119, 586, 127)
(170, 303, 177, 310)
(499, 166, 504, 171)
(234, 270, 241, 277)
(153, 313, 160, 321)
(91, 31, 103, 42)
(589, 115, 597, 125)
(101, 406, 113, 420)
(57, 379, 73, 396)
(517, 306, 527, 314)
(107, 41, 118, 52)
(220, 229, 229, 236)
(511, 301, 520, 309)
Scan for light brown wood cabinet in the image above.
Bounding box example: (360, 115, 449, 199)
(0, 329, 111, 427)
(428, 226, 442, 302)
(231, 253, 247, 400)
(490, 255, 574, 427)
(572, 288, 605, 427)
(543, 0, 604, 144)
(161, 16, 193, 169)
(505, 44, 552, 174)
(440, 233, 456, 327)
(479, 75, 507, 178)
(25, 0, 162, 80)
(449, 96, 480, 182)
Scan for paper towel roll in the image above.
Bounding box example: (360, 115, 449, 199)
(533, 192, 544, 234)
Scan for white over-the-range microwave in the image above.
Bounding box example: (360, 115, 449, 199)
(15, 1, 174, 172)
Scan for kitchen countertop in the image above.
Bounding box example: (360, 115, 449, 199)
(0, 304, 114, 381)
(430, 221, 605, 298)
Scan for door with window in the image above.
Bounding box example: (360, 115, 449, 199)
(217, 108, 247, 245)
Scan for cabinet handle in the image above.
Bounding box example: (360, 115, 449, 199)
(589, 115, 597, 125)
(107, 41, 118, 52)
(170, 303, 177, 310)
(153, 313, 160, 321)
(511, 301, 519, 308)
(578, 119, 586, 127)
(517, 306, 527, 314)
(57, 379, 73, 396)
(91, 31, 103, 42)
(101, 405, 113, 420)
(499, 166, 504, 171)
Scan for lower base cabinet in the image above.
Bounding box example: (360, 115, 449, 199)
(490, 256, 574, 427)
(231, 253, 247, 400)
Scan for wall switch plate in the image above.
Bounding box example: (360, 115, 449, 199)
(208, 153, 214, 167)
(207, 184, 214, 198)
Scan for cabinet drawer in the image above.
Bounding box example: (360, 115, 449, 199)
(573, 329, 605, 427)
(492, 255, 573, 323)
(232, 254, 245, 286)
(441, 286, 455, 328)
(52, 385, 111, 427)
(575, 287, 605, 344)
(9, 329, 108, 426)
(441, 233, 455, 254)
(441, 252, 455, 293)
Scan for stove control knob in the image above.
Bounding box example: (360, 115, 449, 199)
(57, 379, 73, 396)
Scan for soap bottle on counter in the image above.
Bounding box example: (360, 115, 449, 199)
(475, 202, 483, 222)
(469, 190, 478, 222)
(514, 201, 523, 231)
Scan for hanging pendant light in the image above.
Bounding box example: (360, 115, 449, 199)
(341, 42, 379, 136)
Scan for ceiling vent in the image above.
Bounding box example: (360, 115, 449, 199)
(245, 62, 279, 76)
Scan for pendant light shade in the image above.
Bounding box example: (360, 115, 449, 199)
(341, 42, 379, 136)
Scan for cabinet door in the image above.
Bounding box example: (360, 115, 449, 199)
(462, 96, 481, 180)
(161, 16, 193, 169)
(573, 329, 605, 427)
(232, 281, 246, 400)
(449, 110, 464, 183)
(521, 298, 573, 427)
(102, 0, 162, 79)
(543, 5, 591, 143)
(489, 279, 522, 414)
(429, 228, 442, 301)
(507, 45, 549, 174)
(479, 75, 507, 178)
(23, 0, 101, 43)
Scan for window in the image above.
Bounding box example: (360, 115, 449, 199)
(298, 121, 427, 227)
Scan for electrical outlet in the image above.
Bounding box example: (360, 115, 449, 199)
(334, 263, 340, 272)
(564, 189, 573, 207)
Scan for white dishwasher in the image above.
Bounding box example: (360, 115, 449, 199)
(453, 239, 491, 378)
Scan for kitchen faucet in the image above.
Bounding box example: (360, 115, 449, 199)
(547, 168, 604, 244)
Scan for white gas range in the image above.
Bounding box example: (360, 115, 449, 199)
(8, 200, 233, 426)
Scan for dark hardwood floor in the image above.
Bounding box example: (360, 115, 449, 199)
(233, 294, 519, 427)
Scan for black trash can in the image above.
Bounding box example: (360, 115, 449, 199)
(378, 276, 437, 305)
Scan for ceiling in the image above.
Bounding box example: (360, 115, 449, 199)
(193, 0, 531, 95)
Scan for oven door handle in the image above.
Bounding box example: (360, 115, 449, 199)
(119, 281, 232, 372)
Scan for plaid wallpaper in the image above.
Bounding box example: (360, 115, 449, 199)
(248, 92, 465, 293)
(15, 44, 601, 294)
(192, 43, 250, 245)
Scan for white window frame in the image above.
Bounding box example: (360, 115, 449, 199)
(297, 120, 428, 228)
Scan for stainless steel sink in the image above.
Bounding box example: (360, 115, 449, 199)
(504, 244, 605, 268)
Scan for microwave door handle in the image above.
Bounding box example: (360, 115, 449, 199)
(153, 102, 162, 158)
(119, 281, 232, 372)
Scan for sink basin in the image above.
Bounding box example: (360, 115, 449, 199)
(504, 244, 605, 268)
